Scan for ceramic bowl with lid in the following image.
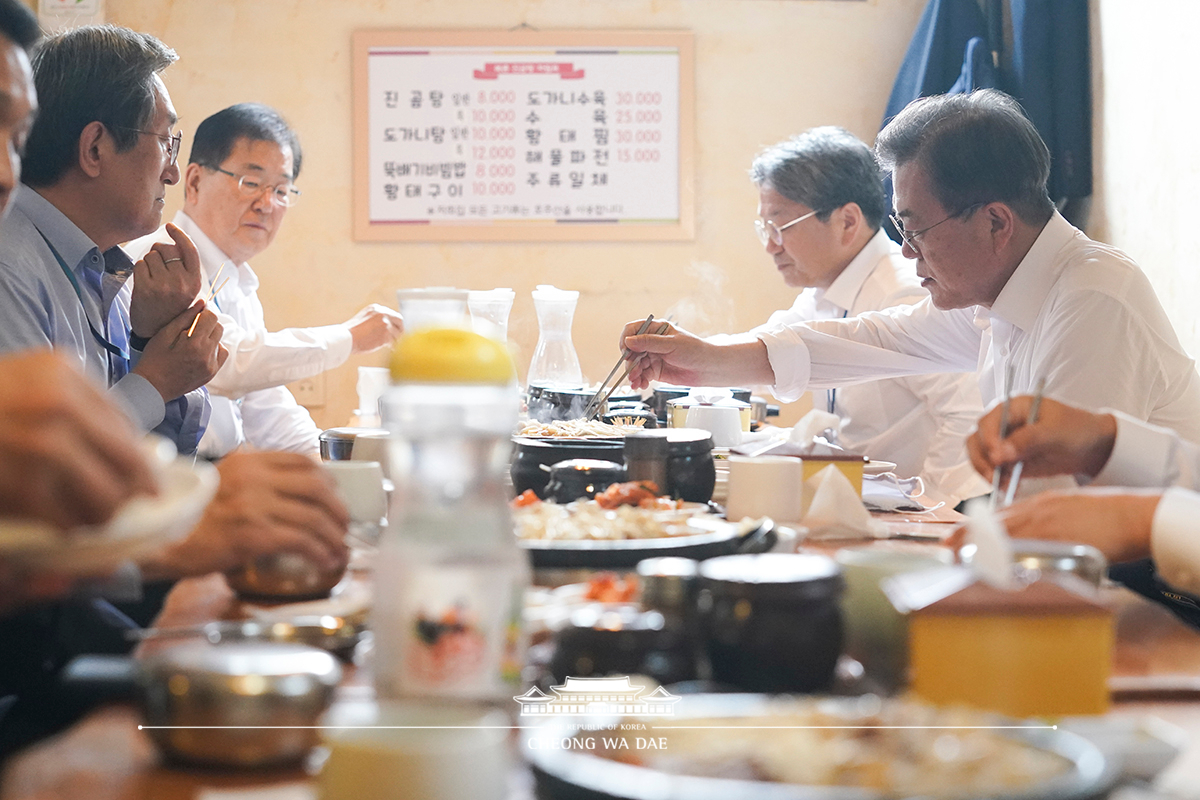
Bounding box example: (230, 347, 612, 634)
(698, 553, 843, 692)
(543, 458, 626, 503)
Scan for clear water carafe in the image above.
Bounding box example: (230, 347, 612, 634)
(527, 284, 583, 389)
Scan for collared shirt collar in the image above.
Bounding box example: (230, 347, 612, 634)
(818, 228, 896, 313)
(14, 184, 112, 277)
(987, 211, 1076, 332)
(171, 210, 259, 295)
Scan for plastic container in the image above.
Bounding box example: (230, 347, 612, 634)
(396, 288, 469, 332)
(468, 288, 516, 342)
(374, 328, 528, 704)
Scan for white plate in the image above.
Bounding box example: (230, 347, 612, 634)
(864, 460, 898, 476)
(0, 457, 218, 575)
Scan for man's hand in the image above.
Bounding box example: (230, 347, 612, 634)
(346, 303, 404, 354)
(139, 451, 350, 580)
(129, 223, 204, 339)
(131, 301, 228, 401)
(620, 320, 774, 391)
(997, 488, 1162, 563)
(967, 395, 1118, 483)
(0, 350, 158, 529)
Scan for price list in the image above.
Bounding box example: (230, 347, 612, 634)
(358, 37, 688, 239)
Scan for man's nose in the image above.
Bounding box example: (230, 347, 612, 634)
(163, 160, 181, 185)
(900, 237, 920, 260)
(0, 143, 16, 216)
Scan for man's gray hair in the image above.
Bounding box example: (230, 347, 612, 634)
(875, 89, 1054, 225)
(749, 127, 887, 230)
(23, 25, 177, 188)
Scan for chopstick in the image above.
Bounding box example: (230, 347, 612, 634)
(1001, 377, 1047, 508)
(185, 263, 229, 338)
(582, 314, 654, 420)
(587, 319, 673, 420)
(988, 362, 1015, 511)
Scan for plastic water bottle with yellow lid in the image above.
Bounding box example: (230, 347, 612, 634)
(373, 328, 528, 703)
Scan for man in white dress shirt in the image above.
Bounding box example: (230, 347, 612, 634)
(127, 104, 404, 457)
(968, 395, 1200, 605)
(745, 128, 988, 503)
(622, 90, 1200, 463)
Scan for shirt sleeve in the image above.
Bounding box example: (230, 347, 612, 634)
(755, 299, 982, 402)
(207, 310, 353, 399)
(1151, 486, 1200, 595)
(1093, 411, 1200, 490)
(238, 385, 322, 456)
(151, 386, 209, 455)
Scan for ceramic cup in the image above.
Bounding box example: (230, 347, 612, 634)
(724, 456, 804, 523)
(685, 404, 743, 447)
(322, 461, 387, 542)
(834, 546, 954, 693)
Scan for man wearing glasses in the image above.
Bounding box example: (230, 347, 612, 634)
(742, 128, 988, 505)
(0, 25, 223, 455)
(624, 89, 1200, 468)
(127, 104, 404, 457)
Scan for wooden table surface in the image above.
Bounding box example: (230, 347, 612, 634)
(5, 517, 1200, 800)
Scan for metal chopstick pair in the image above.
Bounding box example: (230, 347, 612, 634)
(185, 262, 229, 338)
(583, 315, 674, 421)
(988, 363, 1015, 511)
(1000, 377, 1047, 508)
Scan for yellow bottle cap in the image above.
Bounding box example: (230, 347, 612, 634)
(390, 327, 516, 384)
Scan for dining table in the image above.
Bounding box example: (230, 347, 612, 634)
(4, 510, 1200, 800)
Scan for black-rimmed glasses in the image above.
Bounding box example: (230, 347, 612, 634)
(110, 126, 182, 166)
(889, 202, 986, 250)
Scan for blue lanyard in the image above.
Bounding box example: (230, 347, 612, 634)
(35, 228, 130, 364)
(827, 308, 849, 415)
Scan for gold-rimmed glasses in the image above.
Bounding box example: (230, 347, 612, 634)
(754, 208, 819, 247)
(209, 165, 301, 208)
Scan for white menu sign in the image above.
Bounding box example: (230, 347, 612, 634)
(353, 31, 694, 241)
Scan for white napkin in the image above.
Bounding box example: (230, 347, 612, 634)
(687, 387, 736, 405)
(962, 497, 1017, 589)
(802, 464, 888, 539)
(789, 409, 841, 445)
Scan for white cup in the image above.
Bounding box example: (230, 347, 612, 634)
(835, 546, 955, 692)
(321, 702, 510, 800)
(724, 455, 804, 523)
(685, 404, 742, 447)
(322, 461, 387, 525)
(349, 430, 391, 478)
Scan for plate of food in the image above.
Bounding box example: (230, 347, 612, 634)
(513, 484, 774, 569)
(526, 694, 1115, 800)
(0, 450, 218, 576)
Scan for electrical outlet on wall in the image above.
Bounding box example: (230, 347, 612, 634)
(290, 373, 325, 408)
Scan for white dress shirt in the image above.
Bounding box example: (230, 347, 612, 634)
(750, 230, 989, 503)
(126, 211, 354, 456)
(1090, 413, 1200, 595)
(756, 212, 1200, 450)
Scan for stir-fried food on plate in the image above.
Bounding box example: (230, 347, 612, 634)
(513, 497, 709, 541)
(584, 698, 1071, 797)
(517, 418, 642, 438)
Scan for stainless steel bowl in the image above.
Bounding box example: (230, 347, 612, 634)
(140, 641, 341, 767)
(960, 539, 1108, 588)
(319, 427, 389, 461)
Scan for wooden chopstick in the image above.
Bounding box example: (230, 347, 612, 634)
(185, 265, 230, 338)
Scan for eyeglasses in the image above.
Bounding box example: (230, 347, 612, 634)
(110, 126, 182, 166)
(754, 209, 819, 247)
(209, 165, 301, 207)
(889, 202, 985, 251)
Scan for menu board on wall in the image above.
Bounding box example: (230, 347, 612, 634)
(352, 30, 694, 241)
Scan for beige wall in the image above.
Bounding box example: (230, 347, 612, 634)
(1091, 0, 1200, 360)
(107, 0, 926, 429)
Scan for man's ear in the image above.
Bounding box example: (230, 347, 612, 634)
(183, 162, 204, 205)
(986, 202, 1017, 253)
(837, 202, 863, 246)
(76, 121, 106, 179)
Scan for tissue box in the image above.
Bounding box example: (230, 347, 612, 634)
(800, 454, 869, 495)
(905, 577, 1113, 717)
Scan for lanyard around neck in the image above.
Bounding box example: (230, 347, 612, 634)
(826, 308, 850, 415)
(35, 228, 130, 363)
